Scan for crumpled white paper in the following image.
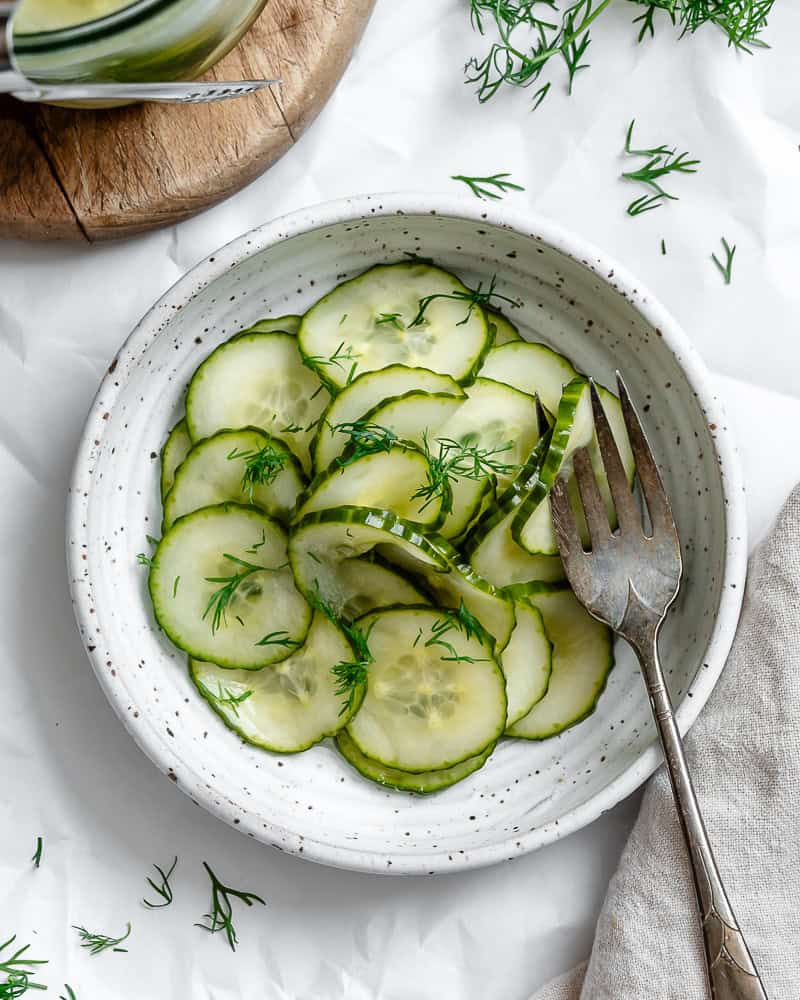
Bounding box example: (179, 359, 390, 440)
(1, 2, 800, 997)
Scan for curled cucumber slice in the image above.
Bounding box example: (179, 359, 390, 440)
(299, 262, 492, 390)
(346, 606, 506, 772)
(500, 600, 552, 727)
(190, 612, 359, 754)
(149, 504, 310, 670)
(336, 729, 493, 793)
(163, 429, 305, 530)
(333, 558, 429, 620)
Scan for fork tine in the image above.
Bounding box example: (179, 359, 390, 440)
(589, 380, 639, 529)
(572, 447, 611, 546)
(550, 475, 589, 577)
(616, 372, 677, 540)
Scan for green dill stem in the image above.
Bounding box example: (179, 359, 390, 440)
(451, 172, 524, 200)
(0, 936, 47, 994)
(143, 856, 178, 909)
(31, 837, 43, 869)
(72, 922, 131, 956)
(203, 554, 288, 634)
(136, 552, 155, 568)
(59, 987, 77, 1000)
(711, 237, 736, 284)
(195, 862, 266, 952)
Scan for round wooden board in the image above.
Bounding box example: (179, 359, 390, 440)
(0, 0, 374, 242)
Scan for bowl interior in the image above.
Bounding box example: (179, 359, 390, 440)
(69, 204, 742, 873)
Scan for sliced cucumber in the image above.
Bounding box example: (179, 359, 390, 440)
(336, 728, 493, 793)
(468, 504, 565, 588)
(511, 378, 591, 556)
(365, 377, 540, 541)
(358, 389, 466, 450)
(244, 314, 302, 336)
(334, 557, 429, 620)
(463, 430, 565, 588)
(160, 419, 192, 500)
(163, 429, 305, 530)
(312, 365, 465, 473)
(149, 504, 310, 669)
(478, 341, 578, 413)
(499, 600, 552, 727)
(289, 507, 515, 649)
(298, 262, 491, 390)
(185, 332, 328, 475)
(487, 309, 522, 346)
(346, 607, 506, 772)
(506, 586, 613, 740)
(511, 381, 635, 556)
(293, 447, 443, 528)
(190, 611, 358, 753)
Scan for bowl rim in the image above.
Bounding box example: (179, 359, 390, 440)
(67, 192, 748, 874)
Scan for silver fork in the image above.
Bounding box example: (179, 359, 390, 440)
(550, 375, 768, 1000)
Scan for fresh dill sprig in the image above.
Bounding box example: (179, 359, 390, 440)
(0, 936, 47, 994)
(203, 554, 288, 634)
(413, 435, 519, 515)
(332, 620, 374, 717)
(198, 680, 254, 717)
(304, 342, 361, 385)
(72, 922, 131, 956)
(255, 630, 301, 650)
(410, 275, 518, 328)
(375, 312, 404, 329)
(622, 119, 700, 216)
(306, 583, 373, 715)
(451, 172, 524, 200)
(281, 422, 304, 435)
(465, 0, 773, 107)
(143, 856, 178, 909)
(423, 608, 490, 664)
(59, 987, 77, 1000)
(711, 237, 736, 284)
(195, 862, 266, 952)
(227, 441, 288, 501)
(145, 535, 159, 547)
(136, 552, 155, 568)
(331, 421, 398, 469)
(31, 837, 43, 869)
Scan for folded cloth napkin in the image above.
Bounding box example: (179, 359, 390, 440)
(532, 485, 800, 1000)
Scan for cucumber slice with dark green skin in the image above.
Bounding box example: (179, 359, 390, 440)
(149, 504, 310, 670)
(312, 365, 465, 473)
(336, 729, 493, 793)
(160, 418, 192, 501)
(289, 506, 515, 650)
(506, 586, 614, 740)
(500, 599, 553, 727)
(346, 606, 506, 772)
(293, 447, 444, 529)
(185, 332, 328, 475)
(190, 612, 360, 754)
(244, 314, 302, 336)
(511, 381, 635, 556)
(487, 309, 522, 346)
(478, 341, 578, 412)
(334, 558, 429, 620)
(509, 378, 590, 556)
(163, 429, 305, 531)
(298, 262, 492, 391)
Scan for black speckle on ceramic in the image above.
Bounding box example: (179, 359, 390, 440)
(66, 195, 747, 876)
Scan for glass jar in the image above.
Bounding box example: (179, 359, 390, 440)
(11, 0, 270, 85)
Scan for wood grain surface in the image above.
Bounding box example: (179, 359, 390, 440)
(0, 0, 374, 242)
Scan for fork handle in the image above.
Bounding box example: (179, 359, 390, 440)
(634, 631, 768, 1000)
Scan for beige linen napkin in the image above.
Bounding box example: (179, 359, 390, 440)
(532, 485, 800, 1000)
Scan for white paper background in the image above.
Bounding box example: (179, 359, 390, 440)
(2, 2, 800, 997)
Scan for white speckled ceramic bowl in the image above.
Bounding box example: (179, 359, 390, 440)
(67, 194, 747, 875)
